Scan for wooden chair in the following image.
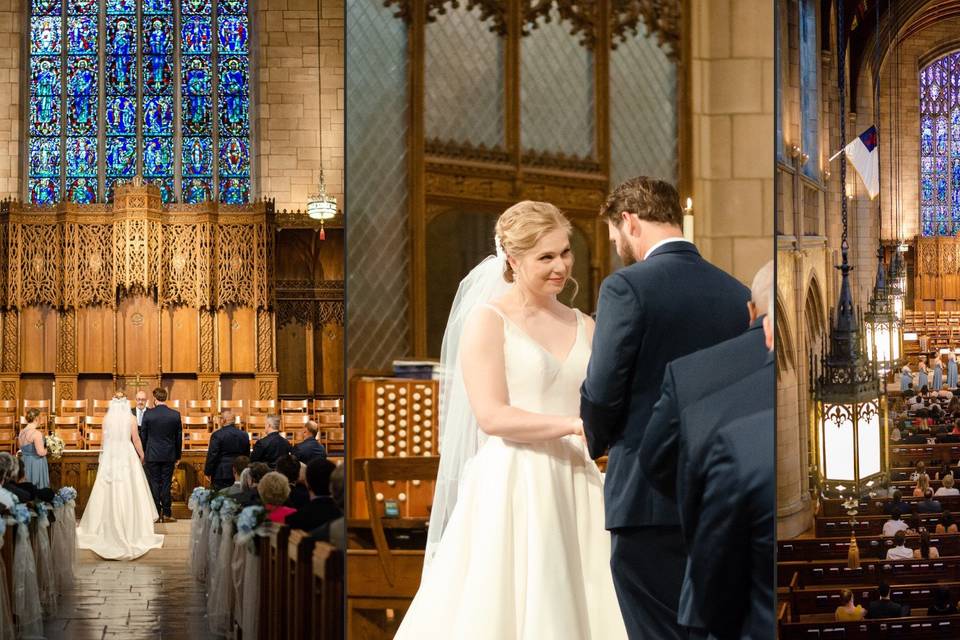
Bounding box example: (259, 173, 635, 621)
(247, 415, 268, 444)
(282, 413, 310, 444)
(183, 416, 210, 450)
(281, 399, 309, 415)
(0, 400, 16, 419)
(311, 542, 344, 640)
(319, 427, 344, 457)
(0, 416, 15, 454)
(313, 398, 341, 416)
(84, 415, 104, 449)
(53, 416, 82, 450)
(287, 529, 317, 640)
(347, 457, 440, 633)
(59, 399, 87, 420)
(166, 399, 181, 411)
(21, 399, 49, 428)
(222, 399, 244, 425)
(251, 399, 275, 415)
(91, 399, 111, 416)
(187, 399, 213, 418)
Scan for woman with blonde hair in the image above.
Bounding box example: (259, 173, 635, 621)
(936, 473, 960, 496)
(914, 472, 931, 497)
(396, 201, 626, 638)
(834, 588, 866, 621)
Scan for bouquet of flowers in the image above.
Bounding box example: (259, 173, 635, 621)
(189, 487, 213, 512)
(218, 497, 241, 523)
(209, 495, 225, 515)
(52, 494, 64, 509)
(35, 501, 49, 522)
(11, 502, 31, 526)
(235, 505, 268, 552)
(44, 433, 65, 460)
(58, 486, 77, 504)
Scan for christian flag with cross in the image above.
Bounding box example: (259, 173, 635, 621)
(845, 125, 879, 199)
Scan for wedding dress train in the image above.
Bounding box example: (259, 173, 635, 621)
(77, 399, 164, 560)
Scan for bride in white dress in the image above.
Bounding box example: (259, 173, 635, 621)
(396, 201, 627, 639)
(77, 392, 164, 560)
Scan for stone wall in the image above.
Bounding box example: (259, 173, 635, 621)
(0, 0, 22, 199)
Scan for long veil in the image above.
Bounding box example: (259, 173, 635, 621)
(424, 243, 511, 571)
(99, 398, 135, 482)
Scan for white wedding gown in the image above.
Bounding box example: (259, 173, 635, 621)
(396, 307, 628, 639)
(77, 399, 164, 560)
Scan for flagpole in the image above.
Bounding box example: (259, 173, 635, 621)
(828, 148, 845, 162)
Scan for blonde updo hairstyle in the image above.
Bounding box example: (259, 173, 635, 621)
(25, 408, 41, 424)
(495, 200, 578, 300)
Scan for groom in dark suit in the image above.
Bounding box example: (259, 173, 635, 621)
(140, 387, 182, 523)
(580, 177, 750, 640)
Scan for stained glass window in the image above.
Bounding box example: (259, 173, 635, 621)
(27, 0, 252, 205)
(920, 52, 960, 236)
(799, 0, 819, 180)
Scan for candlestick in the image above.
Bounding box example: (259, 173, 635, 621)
(217, 381, 222, 413)
(682, 197, 694, 242)
(52, 380, 56, 417)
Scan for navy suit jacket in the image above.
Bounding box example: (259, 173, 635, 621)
(204, 425, 251, 485)
(140, 404, 182, 463)
(580, 242, 750, 529)
(688, 409, 774, 640)
(250, 431, 293, 468)
(675, 354, 774, 628)
(640, 317, 767, 500)
(293, 437, 327, 465)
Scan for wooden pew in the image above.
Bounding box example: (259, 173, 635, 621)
(1, 523, 13, 623)
(820, 495, 960, 517)
(816, 513, 942, 537)
(286, 528, 315, 640)
(779, 532, 960, 561)
(780, 556, 957, 589)
(789, 581, 960, 617)
(780, 613, 960, 640)
(265, 522, 291, 640)
(311, 542, 344, 640)
(891, 442, 960, 466)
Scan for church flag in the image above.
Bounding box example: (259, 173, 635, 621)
(845, 125, 879, 199)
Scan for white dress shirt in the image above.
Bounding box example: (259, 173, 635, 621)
(886, 545, 914, 560)
(935, 487, 960, 497)
(643, 237, 693, 261)
(136, 406, 145, 426)
(882, 519, 909, 537)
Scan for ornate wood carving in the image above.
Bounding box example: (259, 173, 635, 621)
(257, 309, 273, 372)
(66, 224, 114, 307)
(56, 377, 76, 401)
(199, 311, 215, 372)
(258, 378, 275, 400)
(0, 381, 16, 400)
(9, 222, 62, 308)
(161, 223, 213, 309)
(275, 280, 344, 329)
(2, 311, 17, 372)
(199, 379, 216, 401)
(57, 308, 77, 372)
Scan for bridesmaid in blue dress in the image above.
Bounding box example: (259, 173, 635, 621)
(950, 353, 959, 389)
(919, 359, 929, 392)
(17, 407, 49, 489)
(934, 358, 944, 392)
(901, 365, 913, 392)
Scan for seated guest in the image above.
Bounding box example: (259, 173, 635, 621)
(287, 458, 340, 532)
(0, 454, 29, 505)
(276, 454, 310, 509)
(886, 531, 913, 560)
(866, 582, 910, 619)
(835, 588, 866, 622)
(911, 461, 928, 482)
(948, 397, 960, 416)
(249, 415, 292, 468)
(0, 453, 20, 508)
(236, 462, 270, 507)
(220, 455, 250, 498)
(883, 511, 910, 537)
(941, 385, 955, 400)
(901, 431, 927, 444)
(917, 488, 943, 513)
(906, 513, 924, 535)
(203, 409, 251, 491)
(914, 528, 940, 559)
(936, 474, 960, 497)
(936, 462, 954, 480)
(914, 473, 931, 498)
(292, 420, 327, 465)
(928, 587, 957, 616)
(258, 471, 296, 524)
(14, 465, 38, 502)
(937, 510, 959, 534)
(309, 462, 345, 548)
(890, 426, 902, 442)
(885, 490, 910, 517)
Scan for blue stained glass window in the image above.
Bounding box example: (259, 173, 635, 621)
(919, 53, 960, 235)
(28, 0, 252, 205)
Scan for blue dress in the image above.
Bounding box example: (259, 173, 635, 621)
(950, 360, 959, 389)
(919, 369, 929, 390)
(934, 363, 944, 391)
(901, 371, 912, 392)
(20, 441, 49, 489)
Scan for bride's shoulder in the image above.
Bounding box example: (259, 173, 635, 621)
(465, 303, 506, 332)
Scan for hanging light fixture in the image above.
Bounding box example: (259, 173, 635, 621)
(864, 249, 901, 377)
(887, 247, 906, 321)
(814, 0, 886, 499)
(307, 9, 337, 240)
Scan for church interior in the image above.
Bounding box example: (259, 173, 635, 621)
(346, 0, 771, 636)
(777, 0, 960, 636)
(0, 0, 345, 636)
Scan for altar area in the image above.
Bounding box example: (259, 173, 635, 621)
(0, 179, 345, 509)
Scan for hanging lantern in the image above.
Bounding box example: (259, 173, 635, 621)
(887, 248, 906, 322)
(864, 251, 901, 377)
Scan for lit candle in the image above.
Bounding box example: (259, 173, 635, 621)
(683, 197, 694, 242)
(51, 380, 56, 417)
(217, 380, 222, 413)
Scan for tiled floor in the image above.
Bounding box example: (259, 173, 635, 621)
(43, 521, 213, 640)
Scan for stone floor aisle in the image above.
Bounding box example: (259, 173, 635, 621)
(42, 521, 211, 640)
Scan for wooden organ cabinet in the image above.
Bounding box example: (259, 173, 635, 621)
(348, 376, 439, 519)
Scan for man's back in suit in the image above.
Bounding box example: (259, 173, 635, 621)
(688, 409, 774, 640)
(286, 495, 342, 532)
(581, 242, 751, 528)
(640, 318, 767, 500)
(250, 431, 292, 468)
(293, 436, 326, 465)
(141, 404, 182, 462)
(205, 425, 251, 488)
(866, 599, 908, 619)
